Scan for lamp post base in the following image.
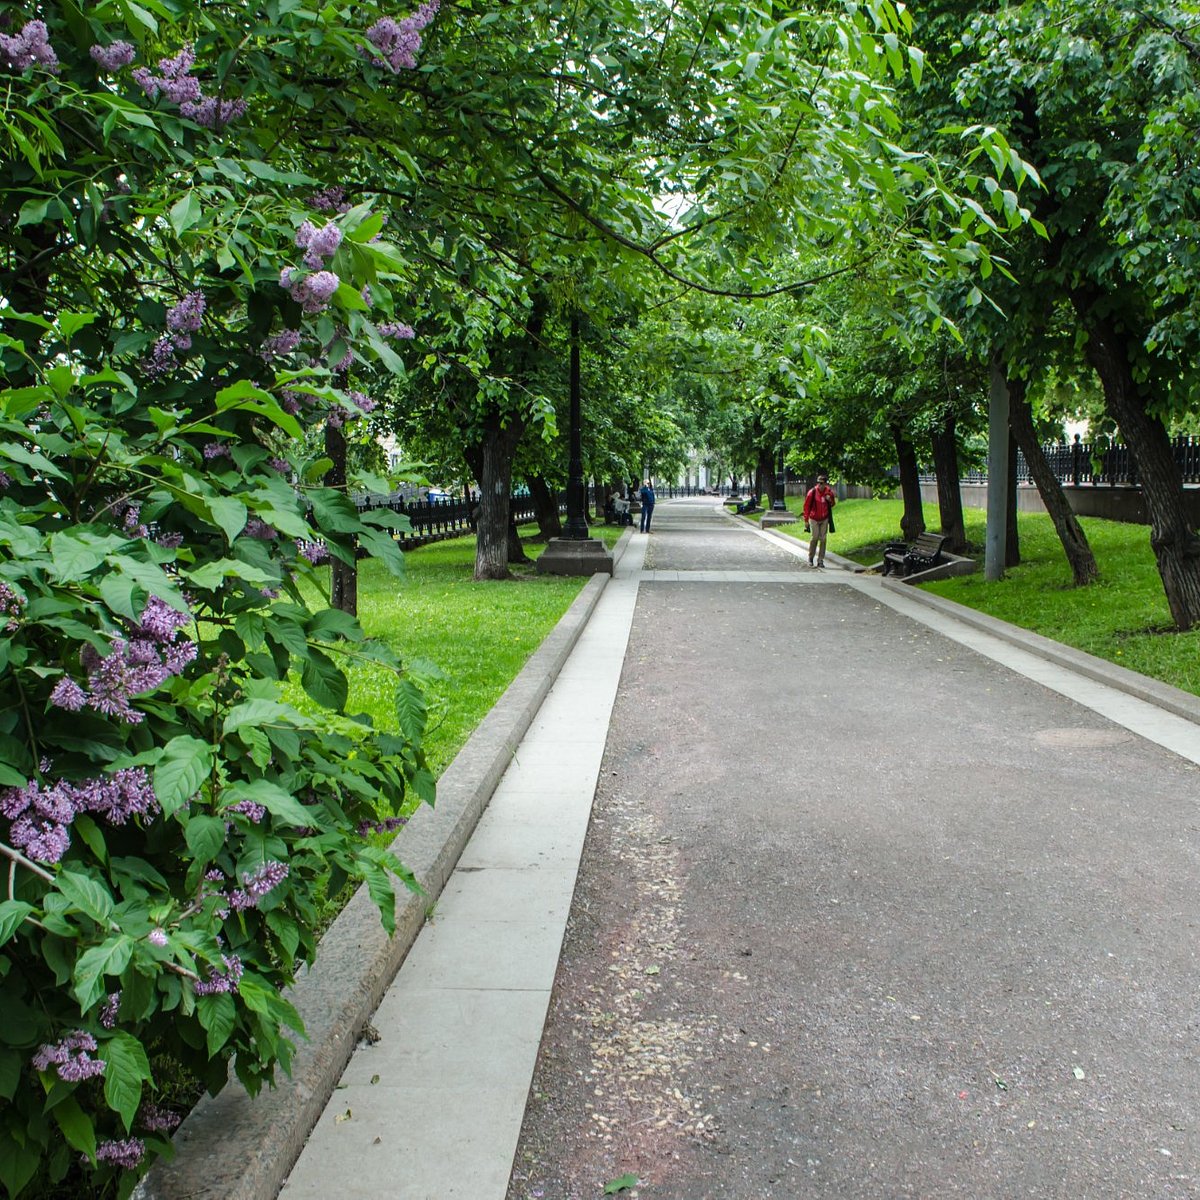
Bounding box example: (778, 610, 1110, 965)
(760, 510, 798, 528)
(535, 537, 615, 576)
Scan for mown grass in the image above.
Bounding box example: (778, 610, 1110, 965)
(776, 496, 1200, 698)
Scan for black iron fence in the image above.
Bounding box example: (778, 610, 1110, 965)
(921, 435, 1200, 488)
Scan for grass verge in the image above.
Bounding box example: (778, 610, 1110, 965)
(775, 497, 1200, 698)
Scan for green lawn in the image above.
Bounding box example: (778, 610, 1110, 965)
(775, 497, 1200, 697)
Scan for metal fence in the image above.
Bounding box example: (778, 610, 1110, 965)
(922, 435, 1200, 488)
(352, 491, 560, 547)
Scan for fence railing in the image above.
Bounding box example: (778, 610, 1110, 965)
(352, 491, 565, 547)
(919, 435, 1200, 488)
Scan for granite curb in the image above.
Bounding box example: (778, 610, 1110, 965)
(881, 575, 1200, 726)
(136, 533, 630, 1200)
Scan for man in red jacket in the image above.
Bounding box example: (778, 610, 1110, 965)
(802, 473, 836, 568)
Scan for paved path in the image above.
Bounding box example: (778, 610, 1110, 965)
(286, 497, 1200, 1199)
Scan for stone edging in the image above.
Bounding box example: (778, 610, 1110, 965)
(882, 576, 1200, 725)
(136, 534, 630, 1200)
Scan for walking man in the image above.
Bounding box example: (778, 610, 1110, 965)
(639, 479, 656, 533)
(803, 473, 836, 567)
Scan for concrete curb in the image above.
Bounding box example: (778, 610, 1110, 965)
(882, 576, 1200, 726)
(137, 539, 629, 1200)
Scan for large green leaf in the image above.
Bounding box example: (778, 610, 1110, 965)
(103, 1032, 152, 1132)
(301, 647, 348, 710)
(55, 871, 113, 927)
(154, 736, 213, 815)
(222, 779, 315, 828)
(73, 936, 133, 1012)
(196, 993, 237, 1058)
(0, 901, 33, 947)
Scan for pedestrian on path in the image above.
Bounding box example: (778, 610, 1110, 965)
(803, 473, 836, 567)
(639, 479, 656, 532)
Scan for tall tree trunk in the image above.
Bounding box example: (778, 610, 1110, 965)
(1008, 375, 1097, 586)
(1005, 431, 1021, 569)
(891, 423, 925, 542)
(757, 446, 775, 506)
(930, 413, 967, 553)
(465, 416, 525, 581)
(1073, 293, 1200, 627)
(528, 475, 562, 541)
(324, 423, 358, 615)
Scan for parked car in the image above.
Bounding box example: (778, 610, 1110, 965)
(425, 489, 453, 503)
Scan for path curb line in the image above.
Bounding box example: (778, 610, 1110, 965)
(137, 543, 626, 1200)
(882, 576, 1200, 725)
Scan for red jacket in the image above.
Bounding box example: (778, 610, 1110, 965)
(803, 484, 835, 522)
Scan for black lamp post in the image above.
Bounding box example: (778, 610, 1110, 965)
(564, 310, 590, 539)
(773, 446, 787, 511)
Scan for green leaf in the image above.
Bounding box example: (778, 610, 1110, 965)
(169, 191, 201, 235)
(209, 496, 250, 543)
(604, 1175, 639, 1194)
(184, 815, 226, 865)
(358, 527, 406, 576)
(72, 814, 109, 865)
(154, 736, 213, 815)
(196, 993, 237, 1057)
(52, 1095, 97, 1161)
(103, 1032, 152, 1132)
(73, 936, 134, 1011)
(56, 871, 113, 926)
(222, 779, 315, 828)
(0, 1134, 40, 1198)
(49, 530, 126, 580)
(301, 647, 348, 710)
(0, 900, 33, 946)
(223, 699, 307, 735)
(395, 679, 427, 742)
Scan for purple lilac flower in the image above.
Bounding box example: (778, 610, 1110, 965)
(203, 441, 231, 459)
(0, 471, 11, 489)
(330, 345, 354, 374)
(141, 334, 180, 379)
(90, 41, 136, 71)
(229, 799, 267, 823)
(379, 321, 416, 340)
(0, 20, 60, 73)
(139, 1104, 182, 1134)
(242, 516, 277, 540)
(347, 390, 377, 414)
(297, 540, 329, 564)
(295, 220, 343, 269)
(157, 531, 184, 550)
(50, 677, 87, 712)
(261, 329, 303, 360)
(268, 457, 290, 474)
(180, 95, 247, 128)
(10, 817, 71, 864)
(361, 284, 372, 306)
(358, 815, 408, 836)
(147, 928, 168, 948)
(281, 268, 341, 314)
(364, 2, 440, 73)
(308, 185, 350, 213)
(96, 1139, 146, 1170)
(134, 45, 201, 104)
(100, 992, 121, 1029)
(279, 388, 309, 415)
(193, 953, 243, 996)
(0, 581, 23, 629)
(229, 861, 289, 911)
(3, 780, 77, 863)
(32, 1032, 106, 1081)
(70, 767, 160, 826)
(166, 290, 205, 333)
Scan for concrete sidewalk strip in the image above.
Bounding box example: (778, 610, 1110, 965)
(279, 561, 642, 1199)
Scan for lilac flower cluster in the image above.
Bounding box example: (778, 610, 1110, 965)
(96, 1139, 146, 1170)
(32, 1032, 105, 1082)
(379, 321, 416, 340)
(308, 186, 350, 213)
(139, 1104, 182, 1134)
(1, 20, 59, 73)
(242, 517, 277, 541)
(147, 928, 168, 947)
(1, 767, 160, 863)
(297, 540, 330, 564)
(0, 471, 11, 489)
(141, 291, 205, 377)
(280, 267, 340, 314)
(229, 861, 289, 911)
(261, 329, 303, 360)
(364, 2, 440, 73)
(296, 220, 343, 269)
(203, 441, 231, 460)
(100, 992, 121, 1029)
(90, 40, 136, 72)
(52, 596, 196, 725)
(358, 815, 407, 836)
(112, 500, 149, 539)
(133, 46, 247, 129)
(193, 953, 244, 996)
(279, 388, 311, 416)
(0, 581, 23, 631)
(229, 798, 267, 823)
(348, 390, 377, 415)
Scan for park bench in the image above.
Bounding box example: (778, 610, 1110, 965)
(882, 531, 949, 577)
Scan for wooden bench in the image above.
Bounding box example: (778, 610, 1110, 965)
(882, 532, 949, 577)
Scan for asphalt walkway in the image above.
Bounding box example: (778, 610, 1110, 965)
(284, 497, 1200, 1200)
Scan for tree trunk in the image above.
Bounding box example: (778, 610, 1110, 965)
(528, 475, 562, 541)
(324, 423, 358, 615)
(756, 446, 775, 506)
(930, 414, 967, 553)
(1005, 431, 1021, 569)
(466, 416, 525, 581)
(1073, 293, 1200, 627)
(891, 423, 925, 542)
(1007, 375, 1097, 586)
